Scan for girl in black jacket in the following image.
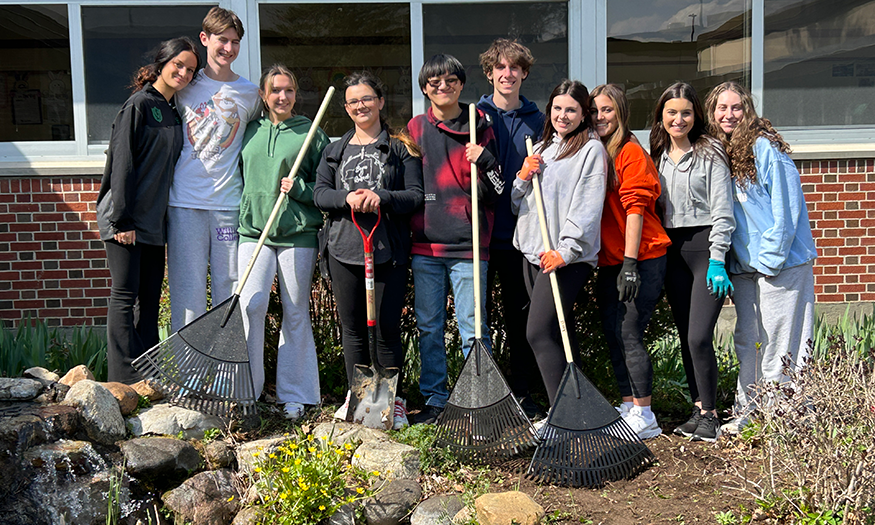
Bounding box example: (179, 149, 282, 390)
(313, 71, 424, 429)
(95, 38, 200, 383)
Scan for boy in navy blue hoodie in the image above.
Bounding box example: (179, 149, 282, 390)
(408, 54, 503, 424)
(477, 40, 546, 420)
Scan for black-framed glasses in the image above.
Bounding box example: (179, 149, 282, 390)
(344, 95, 379, 107)
(426, 77, 461, 89)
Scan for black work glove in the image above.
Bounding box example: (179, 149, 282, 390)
(617, 257, 640, 303)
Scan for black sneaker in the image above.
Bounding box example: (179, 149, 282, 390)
(673, 406, 702, 437)
(518, 397, 547, 421)
(691, 412, 722, 442)
(411, 405, 443, 425)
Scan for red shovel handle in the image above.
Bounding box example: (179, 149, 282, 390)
(351, 208, 381, 326)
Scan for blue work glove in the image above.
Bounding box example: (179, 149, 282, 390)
(706, 259, 734, 299)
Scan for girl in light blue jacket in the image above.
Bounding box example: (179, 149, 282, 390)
(706, 81, 817, 436)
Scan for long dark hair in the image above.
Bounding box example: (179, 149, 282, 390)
(130, 37, 200, 93)
(345, 71, 420, 157)
(649, 82, 725, 166)
(538, 79, 594, 161)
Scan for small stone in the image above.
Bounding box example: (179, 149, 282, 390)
(236, 436, 289, 476)
(101, 382, 139, 415)
(59, 365, 94, 387)
(24, 366, 60, 383)
(61, 380, 125, 445)
(33, 381, 69, 404)
(127, 403, 226, 440)
(121, 437, 201, 486)
(452, 507, 475, 524)
(361, 478, 422, 525)
(411, 494, 464, 525)
(23, 440, 108, 476)
(352, 440, 420, 480)
(231, 507, 264, 525)
(131, 379, 164, 402)
(205, 440, 235, 469)
(162, 469, 240, 525)
(0, 378, 42, 401)
(474, 491, 545, 525)
(327, 503, 357, 525)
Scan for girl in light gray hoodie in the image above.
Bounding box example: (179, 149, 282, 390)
(512, 80, 608, 408)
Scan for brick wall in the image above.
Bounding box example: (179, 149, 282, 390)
(0, 176, 108, 326)
(1, 161, 873, 326)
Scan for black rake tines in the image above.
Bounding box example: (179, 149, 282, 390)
(527, 418, 656, 487)
(435, 396, 537, 462)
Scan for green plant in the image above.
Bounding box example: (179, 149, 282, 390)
(202, 427, 222, 444)
(106, 459, 125, 525)
(714, 510, 739, 525)
(0, 317, 107, 380)
(247, 433, 380, 525)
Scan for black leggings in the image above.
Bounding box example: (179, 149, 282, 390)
(664, 227, 723, 412)
(523, 261, 593, 407)
(105, 240, 165, 384)
(328, 254, 408, 393)
(487, 247, 541, 398)
(597, 255, 666, 399)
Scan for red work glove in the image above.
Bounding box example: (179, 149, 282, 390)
(538, 250, 566, 273)
(518, 154, 542, 181)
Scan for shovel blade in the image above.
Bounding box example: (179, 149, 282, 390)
(349, 364, 399, 429)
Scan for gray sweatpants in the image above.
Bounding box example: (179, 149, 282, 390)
(730, 261, 814, 417)
(237, 242, 320, 406)
(167, 207, 239, 331)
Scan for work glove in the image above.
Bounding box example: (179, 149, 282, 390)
(538, 250, 566, 273)
(706, 259, 734, 299)
(518, 154, 542, 181)
(617, 257, 639, 302)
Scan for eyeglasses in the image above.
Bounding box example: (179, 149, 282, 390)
(344, 95, 379, 107)
(426, 77, 461, 89)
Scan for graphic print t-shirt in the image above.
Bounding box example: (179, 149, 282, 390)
(331, 142, 394, 265)
(169, 71, 260, 211)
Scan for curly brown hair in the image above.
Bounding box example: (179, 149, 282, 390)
(705, 81, 791, 188)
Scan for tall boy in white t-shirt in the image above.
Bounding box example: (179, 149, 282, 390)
(167, 7, 261, 330)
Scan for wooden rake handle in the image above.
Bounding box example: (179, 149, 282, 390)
(525, 136, 574, 365)
(470, 103, 483, 341)
(221, 86, 335, 327)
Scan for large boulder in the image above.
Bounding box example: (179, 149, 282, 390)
(127, 403, 225, 439)
(352, 440, 420, 480)
(23, 367, 60, 384)
(61, 380, 125, 445)
(312, 422, 389, 447)
(121, 437, 201, 486)
(131, 379, 164, 402)
(236, 436, 289, 477)
(101, 382, 139, 415)
(162, 468, 240, 525)
(411, 494, 464, 525)
(205, 439, 236, 469)
(361, 478, 422, 525)
(59, 365, 94, 387)
(0, 378, 42, 401)
(474, 491, 545, 525)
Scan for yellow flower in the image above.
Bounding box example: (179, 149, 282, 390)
(372, 471, 380, 477)
(289, 443, 298, 450)
(226, 496, 234, 502)
(320, 435, 327, 441)
(307, 435, 314, 441)
(319, 505, 326, 511)
(269, 453, 276, 459)
(356, 487, 364, 494)
(282, 467, 290, 473)
(317, 453, 322, 459)
(347, 496, 355, 503)
(344, 443, 352, 450)
(354, 454, 360, 459)
(295, 459, 302, 465)
(254, 467, 262, 473)
(283, 432, 290, 437)
(252, 452, 260, 458)
(308, 447, 316, 453)
(280, 492, 288, 500)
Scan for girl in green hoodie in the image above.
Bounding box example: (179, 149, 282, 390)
(237, 64, 330, 420)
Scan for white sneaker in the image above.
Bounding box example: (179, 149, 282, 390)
(393, 397, 409, 430)
(720, 417, 749, 435)
(334, 390, 351, 420)
(284, 402, 305, 421)
(624, 406, 662, 440)
(615, 404, 631, 417)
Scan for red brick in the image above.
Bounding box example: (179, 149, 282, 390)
(59, 260, 90, 269)
(84, 288, 111, 297)
(0, 233, 15, 242)
(90, 279, 107, 288)
(817, 220, 844, 229)
(14, 300, 44, 309)
(59, 241, 89, 250)
(817, 238, 844, 247)
(839, 284, 866, 293)
(839, 192, 867, 201)
(33, 232, 66, 241)
(37, 289, 68, 298)
(10, 242, 40, 251)
(59, 279, 90, 288)
(79, 192, 99, 201)
(35, 251, 66, 260)
(63, 193, 80, 202)
(818, 294, 844, 302)
(83, 250, 105, 259)
(816, 183, 844, 192)
(84, 269, 111, 278)
(800, 174, 821, 184)
(8, 203, 40, 212)
(85, 307, 107, 317)
(839, 173, 866, 182)
(65, 299, 93, 308)
(68, 289, 83, 298)
(818, 202, 846, 211)
(58, 223, 88, 231)
(839, 246, 867, 256)
(838, 210, 866, 219)
(60, 202, 89, 212)
(0, 271, 19, 281)
(805, 193, 823, 202)
(11, 280, 40, 290)
(32, 213, 64, 222)
(841, 228, 866, 237)
(841, 265, 867, 274)
(35, 270, 68, 279)
(38, 309, 69, 318)
(859, 274, 875, 283)
(11, 261, 41, 270)
(0, 253, 17, 261)
(818, 275, 843, 284)
(31, 193, 64, 202)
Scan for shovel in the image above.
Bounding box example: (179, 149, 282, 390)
(347, 207, 399, 429)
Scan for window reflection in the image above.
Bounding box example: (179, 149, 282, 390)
(0, 5, 73, 142)
(259, 3, 411, 137)
(607, 0, 751, 130)
(763, 0, 875, 127)
(423, 2, 568, 114)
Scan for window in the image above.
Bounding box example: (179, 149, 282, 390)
(259, 3, 411, 136)
(763, 0, 875, 127)
(0, 5, 73, 142)
(607, 0, 751, 130)
(81, 5, 211, 143)
(423, 2, 568, 114)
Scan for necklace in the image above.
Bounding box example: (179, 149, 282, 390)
(352, 133, 378, 146)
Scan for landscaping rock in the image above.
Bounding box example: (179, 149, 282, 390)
(131, 379, 164, 402)
(474, 491, 544, 525)
(121, 437, 201, 485)
(452, 507, 475, 524)
(205, 439, 236, 469)
(313, 421, 389, 446)
(232, 506, 264, 525)
(101, 382, 139, 415)
(33, 382, 69, 404)
(0, 378, 42, 401)
(61, 380, 125, 445)
(162, 468, 240, 525)
(411, 494, 464, 525)
(59, 365, 94, 387)
(23, 367, 60, 384)
(353, 440, 420, 480)
(362, 478, 421, 525)
(23, 440, 107, 476)
(236, 436, 289, 476)
(0, 404, 81, 459)
(127, 403, 226, 440)
(328, 503, 357, 525)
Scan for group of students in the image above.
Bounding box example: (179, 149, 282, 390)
(96, 6, 817, 443)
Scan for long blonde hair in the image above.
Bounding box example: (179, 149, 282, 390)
(590, 84, 631, 191)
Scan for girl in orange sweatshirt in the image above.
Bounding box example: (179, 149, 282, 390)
(590, 84, 671, 440)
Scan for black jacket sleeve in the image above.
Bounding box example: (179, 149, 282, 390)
(107, 100, 142, 232)
(313, 143, 350, 212)
(475, 126, 503, 205)
(375, 140, 424, 214)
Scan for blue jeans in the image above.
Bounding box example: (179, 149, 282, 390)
(412, 254, 490, 408)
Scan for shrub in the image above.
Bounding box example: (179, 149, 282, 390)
(0, 318, 107, 381)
